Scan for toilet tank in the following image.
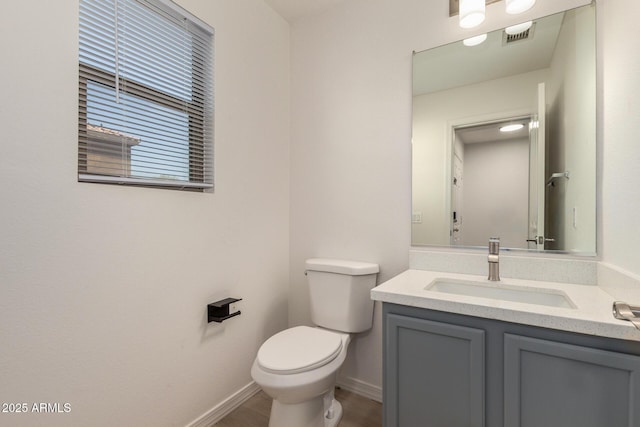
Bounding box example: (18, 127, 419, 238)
(305, 258, 379, 333)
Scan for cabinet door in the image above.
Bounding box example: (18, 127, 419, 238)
(385, 314, 485, 427)
(504, 334, 640, 427)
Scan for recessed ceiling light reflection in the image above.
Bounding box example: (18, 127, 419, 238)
(500, 123, 525, 132)
(505, 21, 533, 35)
(463, 33, 488, 46)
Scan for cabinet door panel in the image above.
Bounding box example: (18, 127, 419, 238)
(504, 334, 640, 427)
(385, 314, 485, 427)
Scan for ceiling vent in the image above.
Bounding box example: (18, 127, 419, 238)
(503, 22, 536, 45)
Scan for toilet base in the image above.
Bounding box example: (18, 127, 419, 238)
(268, 393, 343, 427)
(325, 399, 342, 427)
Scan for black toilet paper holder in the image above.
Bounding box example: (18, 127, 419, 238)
(208, 298, 242, 323)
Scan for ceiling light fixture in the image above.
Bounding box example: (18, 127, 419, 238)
(459, 0, 486, 29)
(500, 123, 525, 132)
(505, 0, 536, 15)
(453, 0, 536, 29)
(463, 33, 488, 46)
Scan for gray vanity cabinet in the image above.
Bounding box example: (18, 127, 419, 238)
(385, 313, 485, 427)
(504, 334, 640, 427)
(383, 303, 640, 427)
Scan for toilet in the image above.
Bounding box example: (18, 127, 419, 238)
(251, 258, 379, 427)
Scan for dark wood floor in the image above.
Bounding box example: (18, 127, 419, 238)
(214, 388, 382, 427)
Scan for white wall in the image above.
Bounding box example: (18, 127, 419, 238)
(0, 1, 290, 426)
(599, 0, 640, 274)
(462, 138, 530, 248)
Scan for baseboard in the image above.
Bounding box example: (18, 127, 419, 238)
(336, 376, 382, 403)
(186, 381, 261, 427)
(186, 376, 380, 426)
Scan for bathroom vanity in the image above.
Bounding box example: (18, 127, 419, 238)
(372, 269, 640, 427)
(391, 0, 633, 423)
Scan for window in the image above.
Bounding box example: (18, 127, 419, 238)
(79, 0, 214, 190)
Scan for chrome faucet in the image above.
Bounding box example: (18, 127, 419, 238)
(488, 237, 500, 281)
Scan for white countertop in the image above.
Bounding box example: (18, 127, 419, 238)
(371, 269, 640, 342)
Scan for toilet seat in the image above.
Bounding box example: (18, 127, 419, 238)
(257, 326, 343, 374)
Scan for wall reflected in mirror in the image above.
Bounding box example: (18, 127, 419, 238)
(411, 3, 596, 254)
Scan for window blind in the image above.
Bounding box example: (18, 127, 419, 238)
(79, 0, 214, 190)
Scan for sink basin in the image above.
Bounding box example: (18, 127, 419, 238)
(426, 278, 576, 309)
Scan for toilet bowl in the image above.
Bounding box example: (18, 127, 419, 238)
(251, 326, 350, 427)
(251, 258, 379, 427)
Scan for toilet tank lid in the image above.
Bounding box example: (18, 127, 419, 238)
(305, 258, 379, 275)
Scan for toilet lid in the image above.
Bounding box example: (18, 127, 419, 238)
(257, 326, 343, 374)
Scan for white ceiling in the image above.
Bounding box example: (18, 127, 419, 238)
(413, 11, 565, 96)
(263, 0, 348, 22)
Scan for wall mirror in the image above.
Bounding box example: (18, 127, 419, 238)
(411, 3, 596, 254)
